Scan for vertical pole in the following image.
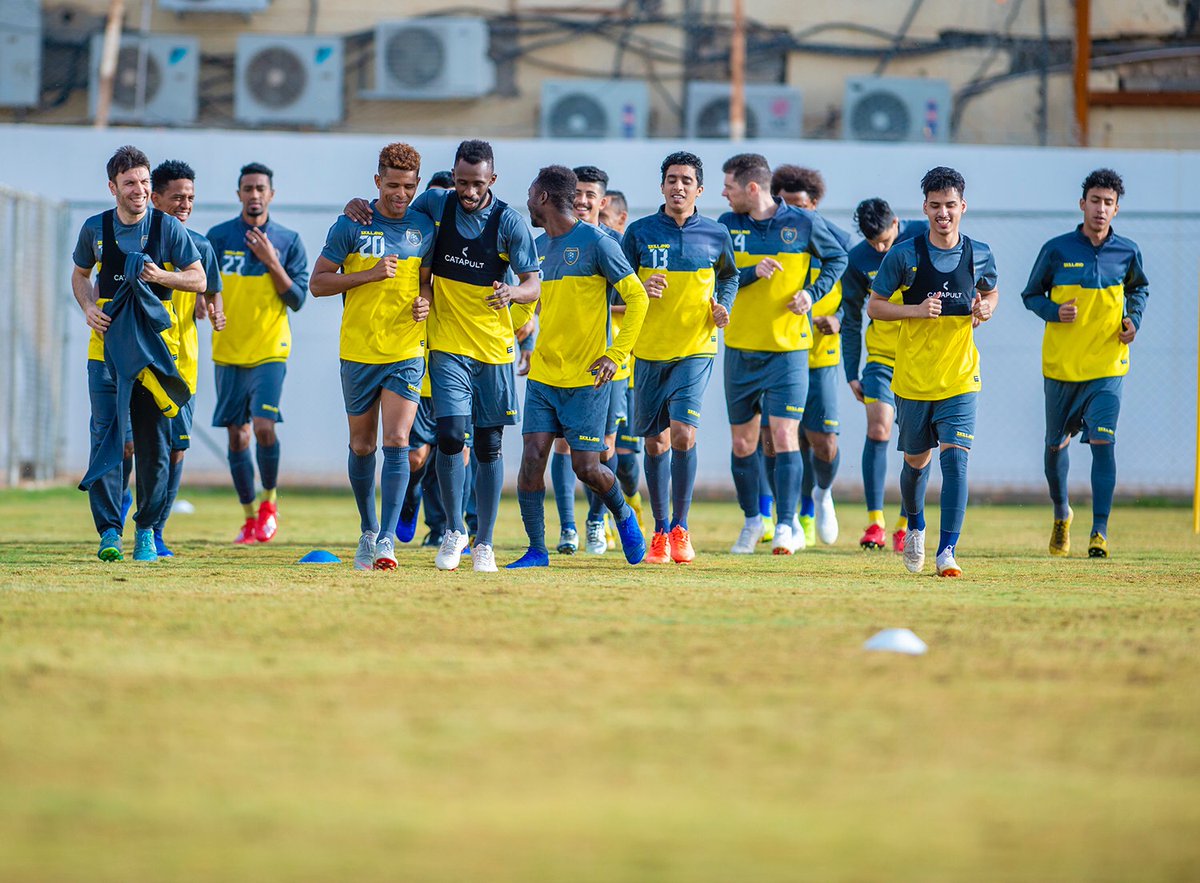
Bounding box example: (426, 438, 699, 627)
(1073, 0, 1090, 146)
(94, 0, 126, 129)
(1194, 265, 1200, 533)
(730, 0, 746, 142)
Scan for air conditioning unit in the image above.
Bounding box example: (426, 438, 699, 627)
(540, 79, 649, 139)
(235, 35, 343, 127)
(88, 33, 199, 125)
(0, 0, 41, 107)
(686, 82, 802, 139)
(159, 0, 270, 12)
(843, 77, 952, 143)
(370, 18, 494, 100)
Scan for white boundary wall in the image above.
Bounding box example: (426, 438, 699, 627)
(1, 124, 1196, 495)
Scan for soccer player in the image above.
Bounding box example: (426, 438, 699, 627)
(508, 165, 649, 568)
(310, 142, 435, 571)
(841, 198, 927, 552)
(71, 145, 205, 562)
(148, 159, 226, 557)
(770, 164, 853, 546)
(599, 190, 629, 234)
(409, 140, 541, 572)
(622, 151, 739, 564)
(868, 167, 998, 578)
(206, 162, 308, 546)
(1021, 168, 1149, 558)
(720, 155, 848, 555)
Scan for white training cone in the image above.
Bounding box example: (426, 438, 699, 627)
(864, 628, 927, 655)
(172, 499, 196, 514)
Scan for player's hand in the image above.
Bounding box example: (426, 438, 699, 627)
(244, 228, 279, 267)
(1118, 316, 1137, 344)
(915, 295, 942, 318)
(516, 350, 532, 376)
(814, 315, 841, 334)
(207, 300, 227, 331)
(514, 318, 536, 344)
(848, 379, 865, 403)
(412, 295, 430, 322)
(373, 254, 399, 282)
(84, 303, 111, 334)
(1058, 298, 1077, 323)
(588, 355, 618, 387)
(787, 290, 813, 315)
(344, 198, 374, 224)
(486, 280, 512, 310)
(971, 292, 992, 323)
(139, 259, 164, 285)
(644, 273, 667, 299)
(711, 300, 730, 329)
(755, 257, 784, 279)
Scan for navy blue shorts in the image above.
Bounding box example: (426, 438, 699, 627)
(895, 392, 977, 454)
(802, 365, 840, 435)
(724, 348, 807, 426)
(604, 378, 625, 437)
(429, 350, 519, 427)
(411, 397, 437, 448)
(1044, 376, 1122, 446)
(212, 362, 287, 427)
(634, 355, 714, 438)
(614, 379, 642, 451)
(523, 379, 609, 452)
(168, 398, 194, 451)
(339, 357, 424, 416)
(860, 360, 895, 409)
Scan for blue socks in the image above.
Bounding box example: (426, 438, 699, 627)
(644, 450, 670, 533)
(774, 450, 802, 524)
(474, 455, 503, 546)
(256, 441, 280, 492)
(763, 451, 777, 499)
(669, 446, 698, 530)
(1090, 442, 1116, 536)
(813, 450, 839, 491)
(938, 446, 969, 556)
(437, 449, 467, 534)
(156, 456, 184, 532)
(757, 449, 774, 517)
(348, 448, 379, 534)
(863, 438, 888, 513)
(799, 447, 815, 516)
(586, 456, 613, 522)
(228, 446, 256, 505)
(551, 451, 576, 530)
(518, 487, 547, 552)
(378, 445, 409, 541)
(616, 451, 640, 498)
(900, 460, 930, 532)
(1045, 445, 1070, 520)
(731, 452, 760, 518)
(598, 475, 632, 521)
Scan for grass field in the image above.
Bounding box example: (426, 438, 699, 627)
(2, 486, 1199, 882)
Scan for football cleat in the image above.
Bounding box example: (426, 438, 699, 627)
(153, 528, 174, 558)
(132, 528, 157, 562)
(472, 543, 498, 573)
(354, 531, 378, 571)
(234, 516, 258, 545)
(435, 530, 469, 570)
(605, 516, 617, 551)
(97, 528, 123, 562)
(813, 486, 839, 544)
(669, 525, 695, 564)
(421, 530, 443, 548)
(396, 504, 420, 544)
(646, 530, 671, 564)
(1088, 532, 1109, 559)
(254, 500, 278, 543)
(615, 510, 646, 565)
(903, 528, 926, 573)
(1049, 507, 1073, 557)
(506, 546, 550, 568)
(936, 546, 962, 578)
(373, 534, 397, 571)
(797, 515, 816, 548)
(860, 523, 886, 550)
(625, 492, 645, 533)
(772, 521, 802, 555)
(760, 513, 776, 543)
(731, 517, 764, 554)
(585, 520, 607, 555)
(556, 527, 579, 554)
(891, 527, 907, 555)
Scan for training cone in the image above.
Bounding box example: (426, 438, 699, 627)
(299, 550, 341, 564)
(863, 628, 927, 655)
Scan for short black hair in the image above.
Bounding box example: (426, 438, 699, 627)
(722, 153, 771, 188)
(150, 159, 195, 193)
(426, 170, 454, 190)
(660, 151, 703, 185)
(921, 166, 965, 197)
(455, 139, 494, 168)
(771, 164, 824, 202)
(854, 198, 896, 240)
(606, 189, 628, 214)
(239, 162, 273, 187)
(573, 165, 609, 191)
(106, 145, 150, 182)
(534, 165, 578, 214)
(1082, 168, 1124, 201)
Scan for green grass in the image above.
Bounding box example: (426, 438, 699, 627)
(2, 487, 1199, 882)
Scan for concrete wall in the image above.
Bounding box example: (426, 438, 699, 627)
(1, 123, 1196, 496)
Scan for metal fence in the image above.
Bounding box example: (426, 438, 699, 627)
(0, 185, 71, 486)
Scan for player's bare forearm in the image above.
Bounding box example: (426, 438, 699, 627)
(146, 261, 206, 293)
(508, 271, 541, 305)
(71, 266, 96, 311)
(867, 295, 912, 321)
(310, 257, 379, 297)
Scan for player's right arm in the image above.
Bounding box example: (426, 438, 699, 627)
(71, 223, 109, 333)
(310, 217, 392, 297)
(867, 243, 933, 321)
(1020, 241, 1068, 323)
(840, 259, 867, 384)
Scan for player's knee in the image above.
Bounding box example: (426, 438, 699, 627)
(474, 426, 504, 463)
(382, 431, 410, 449)
(349, 440, 376, 457)
(253, 424, 276, 447)
(436, 416, 468, 456)
(866, 426, 891, 442)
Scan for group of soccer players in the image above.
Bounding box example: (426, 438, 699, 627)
(73, 140, 1148, 576)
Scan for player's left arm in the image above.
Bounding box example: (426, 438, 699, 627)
(1119, 244, 1149, 343)
(971, 246, 1000, 324)
(488, 212, 541, 310)
(806, 215, 849, 303)
(413, 266, 434, 322)
(596, 240, 649, 376)
(710, 230, 739, 328)
(142, 217, 205, 292)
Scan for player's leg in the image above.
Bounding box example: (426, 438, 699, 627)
(634, 359, 673, 563)
(373, 365, 422, 570)
(154, 398, 193, 557)
(346, 402, 382, 572)
(761, 350, 808, 555)
(399, 394, 437, 544)
(615, 379, 643, 517)
(1083, 378, 1122, 558)
(758, 420, 776, 542)
(861, 393, 895, 550)
(551, 436, 578, 551)
(429, 352, 472, 570)
(466, 357, 521, 572)
(213, 365, 258, 543)
(1042, 377, 1078, 556)
(128, 381, 172, 562)
(798, 433, 815, 543)
(724, 348, 766, 554)
(895, 395, 934, 573)
(509, 429, 555, 568)
(421, 449, 446, 546)
(248, 362, 286, 542)
(805, 366, 841, 545)
(87, 360, 125, 560)
(571, 445, 645, 567)
(583, 397, 620, 554)
(930, 393, 977, 578)
(664, 356, 714, 564)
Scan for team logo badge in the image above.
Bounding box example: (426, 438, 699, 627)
(406, 229, 422, 246)
(564, 247, 579, 266)
(781, 227, 798, 244)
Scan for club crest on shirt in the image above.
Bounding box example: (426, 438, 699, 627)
(564, 247, 580, 266)
(781, 227, 798, 244)
(406, 228, 423, 247)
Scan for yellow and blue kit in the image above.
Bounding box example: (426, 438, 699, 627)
(169, 228, 222, 396)
(718, 200, 848, 354)
(1020, 225, 1149, 382)
(840, 220, 928, 383)
(531, 220, 647, 388)
(621, 207, 739, 361)
(319, 204, 436, 364)
(805, 215, 853, 370)
(205, 216, 308, 367)
(871, 232, 998, 401)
